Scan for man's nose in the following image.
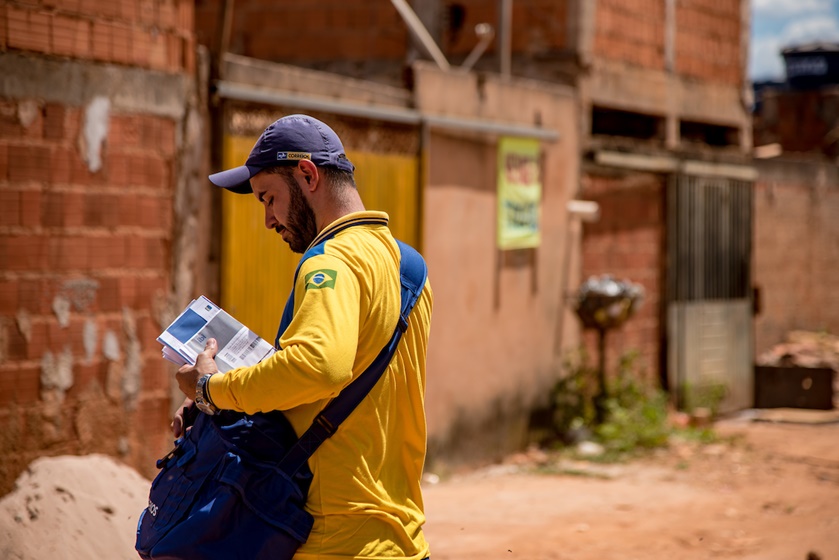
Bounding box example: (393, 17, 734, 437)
(264, 207, 276, 230)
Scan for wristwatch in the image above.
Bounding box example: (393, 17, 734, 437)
(195, 374, 219, 416)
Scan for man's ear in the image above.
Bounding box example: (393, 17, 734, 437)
(297, 160, 319, 191)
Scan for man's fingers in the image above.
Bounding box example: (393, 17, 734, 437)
(204, 338, 217, 356)
(171, 414, 184, 438)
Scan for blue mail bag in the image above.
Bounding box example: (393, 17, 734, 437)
(135, 409, 314, 560)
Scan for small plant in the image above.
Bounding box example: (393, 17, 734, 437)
(682, 380, 728, 417)
(548, 349, 673, 460)
(594, 360, 671, 457)
(547, 349, 598, 444)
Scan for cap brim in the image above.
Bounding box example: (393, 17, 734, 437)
(208, 165, 260, 194)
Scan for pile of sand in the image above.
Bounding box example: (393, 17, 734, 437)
(0, 454, 152, 560)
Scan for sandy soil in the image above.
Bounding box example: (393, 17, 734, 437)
(1, 412, 837, 560)
(422, 412, 839, 560)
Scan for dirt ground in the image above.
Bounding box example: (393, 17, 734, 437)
(1, 410, 837, 559)
(421, 410, 839, 560)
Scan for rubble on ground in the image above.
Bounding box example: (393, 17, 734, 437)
(756, 330, 839, 370)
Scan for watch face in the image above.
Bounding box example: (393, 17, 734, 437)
(195, 400, 217, 416)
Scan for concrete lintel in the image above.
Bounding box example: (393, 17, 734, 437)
(594, 150, 679, 173)
(0, 52, 190, 119)
(217, 80, 560, 141)
(682, 160, 758, 181)
(594, 150, 758, 181)
(222, 53, 413, 109)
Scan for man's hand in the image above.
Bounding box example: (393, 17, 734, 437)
(171, 397, 193, 438)
(176, 338, 220, 399)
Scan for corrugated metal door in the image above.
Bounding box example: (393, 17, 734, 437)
(666, 174, 753, 413)
(221, 134, 420, 342)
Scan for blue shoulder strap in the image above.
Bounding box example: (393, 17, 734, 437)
(276, 237, 428, 477)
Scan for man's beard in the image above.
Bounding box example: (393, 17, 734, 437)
(284, 179, 318, 253)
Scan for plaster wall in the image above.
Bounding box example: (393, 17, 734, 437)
(753, 159, 839, 356)
(412, 63, 580, 467)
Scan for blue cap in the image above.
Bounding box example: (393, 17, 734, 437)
(209, 114, 355, 194)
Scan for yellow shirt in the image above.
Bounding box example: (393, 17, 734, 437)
(209, 211, 432, 560)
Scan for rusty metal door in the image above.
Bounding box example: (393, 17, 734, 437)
(220, 113, 421, 341)
(666, 174, 753, 413)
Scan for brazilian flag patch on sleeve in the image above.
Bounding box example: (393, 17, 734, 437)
(305, 269, 337, 290)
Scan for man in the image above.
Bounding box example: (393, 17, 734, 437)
(174, 114, 433, 559)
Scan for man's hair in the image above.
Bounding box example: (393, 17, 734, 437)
(264, 164, 356, 189)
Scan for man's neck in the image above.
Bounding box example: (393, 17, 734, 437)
(315, 190, 366, 233)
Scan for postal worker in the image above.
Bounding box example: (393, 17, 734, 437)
(174, 114, 433, 560)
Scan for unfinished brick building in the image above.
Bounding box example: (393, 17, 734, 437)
(0, 0, 207, 493)
(5, 0, 826, 484)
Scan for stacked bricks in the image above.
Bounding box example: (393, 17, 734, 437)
(0, 97, 179, 493)
(578, 172, 665, 387)
(593, 0, 666, 71)
(675, 0, 742, 86)
(592, 0, 742, 86)
(2, 0, 195, 74)
(0, 0, 195, 493)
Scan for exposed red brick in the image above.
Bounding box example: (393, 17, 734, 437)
(0, 364, 41, 407)
(80, 0, 120, 20)
(0, 5, 8, 50)
(0, 235, 49, 272)
(136, 0, 156, 26)
(148, 32, 168, 71)
(157, 0, 177, 30)
(52, 13, 90, 58)
(0, 143, 7, 182)
(111, 23, 133, 65)
(18, 277, 50, 315)
(8, 145, 51, 184)
(0, 280, 18, 315)
(0, 191, 20, 227)
(50, 146, 74, 185)
(19, 190, 42, 228)
(91, 19, 113, 62)
(48, 235, 90, 271)
(7, 6, 51, 54)
(131, 27, 152, 67)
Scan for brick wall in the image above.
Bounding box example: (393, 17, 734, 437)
(753, 159, 839, 356)
(675, 0, 741, 86)
(194, 0, 568, 68)
(591, 0, 742, 86)
(754, 88, 839, 156)
(2, 0, 194, 73)
(592, 0, 666, 71)
(0, 0, 195, 493)
(579, 172, 665, 387)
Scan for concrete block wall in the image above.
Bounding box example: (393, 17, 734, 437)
(753, 159, 839, 356)
(0, 0, 196, 494)
(578, 172, 664, 386)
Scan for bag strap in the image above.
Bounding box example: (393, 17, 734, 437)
(275, 237, 428, 477)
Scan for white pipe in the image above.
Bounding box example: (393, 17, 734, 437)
(389, 0, 451, 71)
(460, 23, 495, 71)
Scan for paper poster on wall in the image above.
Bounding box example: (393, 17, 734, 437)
(497, 137, 542, 249)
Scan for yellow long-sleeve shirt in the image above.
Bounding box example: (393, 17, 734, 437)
(209, 211, 432, 560)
